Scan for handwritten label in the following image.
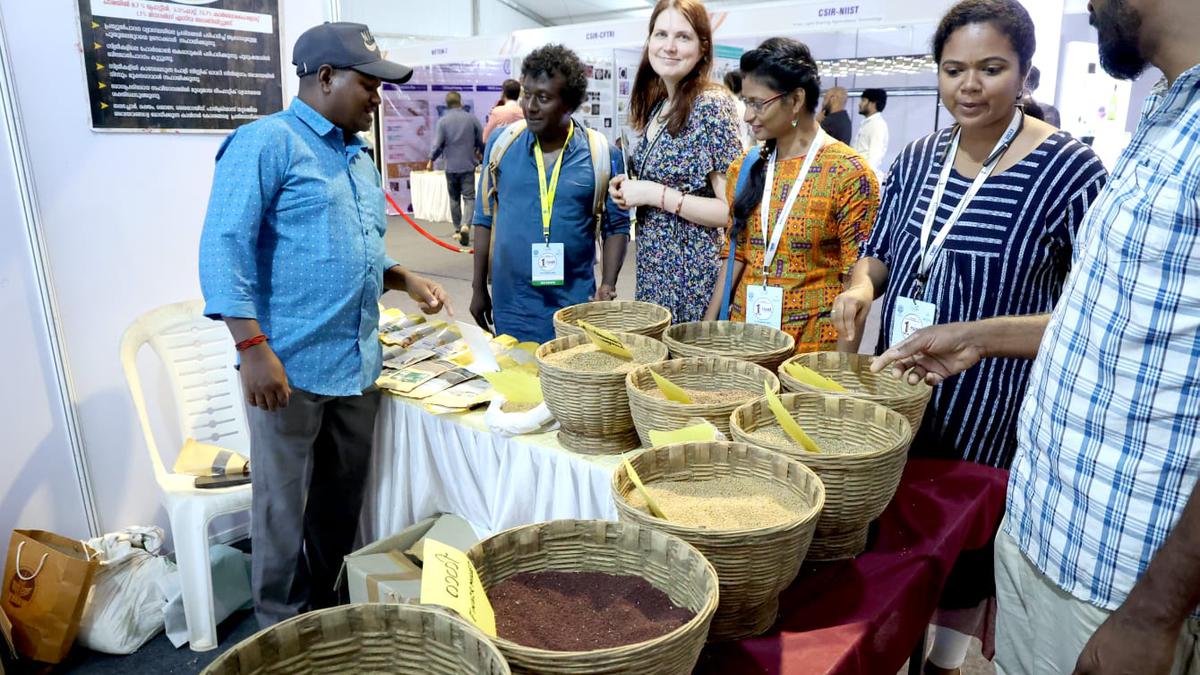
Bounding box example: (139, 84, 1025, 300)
(764, 382, 821, 453)
(783, 363, 849, 393)
(649, 422, 718, 448)
(623, 457, 669, 520)
(650, 371, 693, 403)
(419, 539, 496, 636)
(577, 320, 633, 359)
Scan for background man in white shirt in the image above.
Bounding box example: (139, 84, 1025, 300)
(853, 88, 889, 181)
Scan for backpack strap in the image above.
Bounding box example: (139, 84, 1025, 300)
(719, 145, 761, 321)
(480, 119, 527, 217)
(582, 126, 612, 224)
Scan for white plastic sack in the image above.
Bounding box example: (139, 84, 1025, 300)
(78, 526, 175, 654)
(484, 395, 558, 437)
(158, 544, 252, 648)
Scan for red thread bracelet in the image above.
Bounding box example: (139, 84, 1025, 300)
(659, 185, 668, 211)
(236, 334, 268, 352)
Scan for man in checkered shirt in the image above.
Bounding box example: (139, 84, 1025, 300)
(874, 1, 1200, 672)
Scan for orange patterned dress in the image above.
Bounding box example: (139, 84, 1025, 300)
(724, 141, 879, 352)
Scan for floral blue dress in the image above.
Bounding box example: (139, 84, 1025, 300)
(633, 89, 742, 323)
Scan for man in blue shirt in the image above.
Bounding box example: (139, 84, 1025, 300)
(198, 21, 451, 627)
(470, 44, 629, 343)
(427, 91, 484, 245)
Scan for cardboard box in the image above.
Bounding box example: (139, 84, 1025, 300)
(406, 514, 479, 563)
(339, 514, 480, 605)
(348, 551, 421, 604)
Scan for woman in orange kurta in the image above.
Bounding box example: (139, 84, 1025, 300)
(705, 37, 879, 352)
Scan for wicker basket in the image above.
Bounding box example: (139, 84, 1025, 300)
(202, 603, 510, 675)
(611, 442, 824, 641)
(730, 393, 912, 560)
(778, 351, 932, 435)
(625, 357, 778, 445)
(537, 332, 669, 453)
(469, 519, 718, 675)
(663, 321, 795, 372)
(553, 301, 673, 341)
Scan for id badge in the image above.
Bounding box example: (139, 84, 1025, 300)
(890, 295, 936, 346)
(531, 242, 565, 286)
(746, 284, 784, 330)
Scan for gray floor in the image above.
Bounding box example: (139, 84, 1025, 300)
(378, 215, 638, 317)
(49, 215, 994, 674)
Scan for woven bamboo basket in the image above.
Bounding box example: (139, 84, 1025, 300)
(663, 321, 795, 372)
(625, 357, 779, 445)
(553, 301, 672, 341)
(611, 442, 825, 641)
(537, 332, 669, 454)
(778, 351, 932, 435)
(469, 519, 718, 675)
(202, 603, 510, 675)
(730, 393, 912, 560)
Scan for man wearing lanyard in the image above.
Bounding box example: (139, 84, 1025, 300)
(470, 44, 629, 344)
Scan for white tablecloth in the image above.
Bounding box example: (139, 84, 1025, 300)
(362, 396, 622, 542)
(409, 171, 453, 223)
(409, 170, 480, 224)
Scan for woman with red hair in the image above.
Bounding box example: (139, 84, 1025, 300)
(609, 0, 742, 322)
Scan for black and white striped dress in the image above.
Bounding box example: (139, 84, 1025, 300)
(862, 129, 1107, 468)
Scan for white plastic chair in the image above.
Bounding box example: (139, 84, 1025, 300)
(119, 299, 252, 652)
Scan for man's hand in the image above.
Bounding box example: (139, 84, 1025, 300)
(832, 283, 874, 352)
(870, 322, 984, 386)
(1073, 608, 1179, 675)
(593, 284, 618, 301)
(470, 287, 493, 332)
(403, 272, 453, 316)
(240, 344, 291, 411)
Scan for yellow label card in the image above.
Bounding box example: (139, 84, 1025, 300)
(419, 539, 496, 636)
(764, 382, 821, 453)
(648, 422, 718, 448)
(649, 370, 693, 403)
(577, 320, 633, 359)
(783, 362, 849, 393)
(482, 368, 544, 404)
(623, 456, 670, 520)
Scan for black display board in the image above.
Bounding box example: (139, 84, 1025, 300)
(77, 0, 283, 131)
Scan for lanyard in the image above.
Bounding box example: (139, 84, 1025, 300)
(635, 101, 668, 179)
(534, 121, 575, 243)
(917, 108, 1023, 285)
(760, 127, 826, 274)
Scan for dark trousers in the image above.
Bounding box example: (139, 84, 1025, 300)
(445, 170, 475, 228)
(245, 387, 381, 627)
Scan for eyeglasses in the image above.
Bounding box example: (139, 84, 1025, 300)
(739, 91, 788, 114)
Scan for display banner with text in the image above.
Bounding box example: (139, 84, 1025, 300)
(77, 0, 283, 131)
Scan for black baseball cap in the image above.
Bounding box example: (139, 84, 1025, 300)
(292, 22, 413, 84)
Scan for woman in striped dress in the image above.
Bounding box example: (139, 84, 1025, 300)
(831, 1, 1107, 673)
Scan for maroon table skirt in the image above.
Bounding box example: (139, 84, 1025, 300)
(697, 459, 1009, 675)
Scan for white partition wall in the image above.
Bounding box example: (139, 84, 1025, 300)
(0, 7, 94, 562)
(0, 0, 329, 549)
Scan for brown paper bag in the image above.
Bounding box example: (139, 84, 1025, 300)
(2, 530, 99, 663)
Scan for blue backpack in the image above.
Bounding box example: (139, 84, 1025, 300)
(718, 145, 761, 320)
